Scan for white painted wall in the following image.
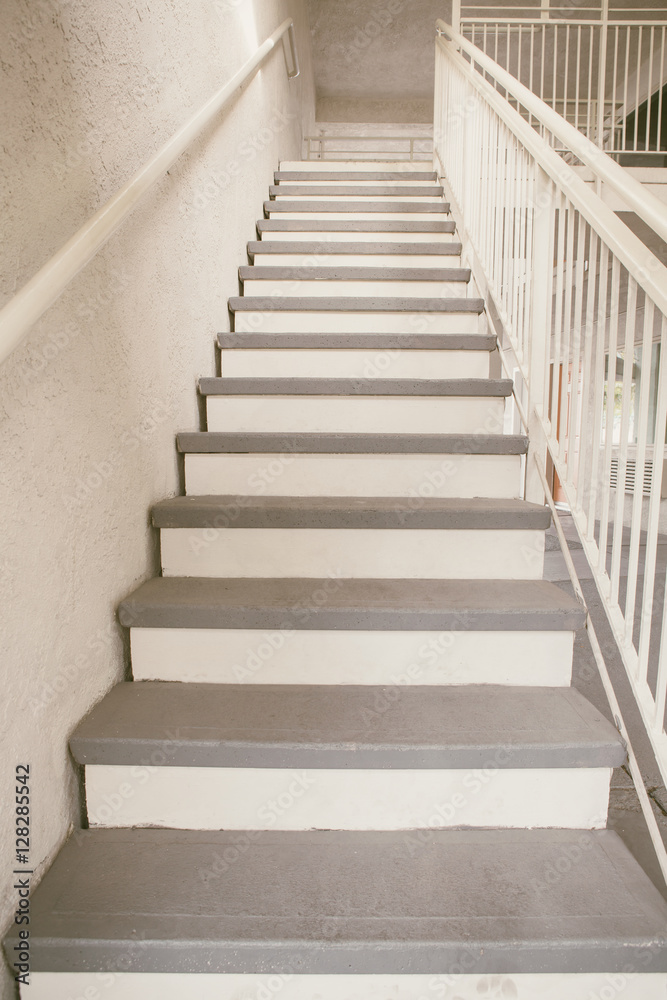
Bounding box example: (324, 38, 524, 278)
(307, 0, 453, 123)
(0, 2, 314, 994)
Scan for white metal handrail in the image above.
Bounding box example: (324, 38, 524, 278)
(435, 20, 667, 875)
(0, 18, 299, 369)
(437, 22, 667, 246)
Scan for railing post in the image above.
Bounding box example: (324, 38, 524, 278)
(596, 0, 609, 151)
(525, 166, 554, 503)
(451, 0, 461, 35)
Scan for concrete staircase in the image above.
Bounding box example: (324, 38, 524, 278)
(7, 161, 667, 999)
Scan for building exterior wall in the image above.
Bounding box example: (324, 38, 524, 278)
(0, 3, 314, 995)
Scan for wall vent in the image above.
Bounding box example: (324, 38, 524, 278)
(609, 458, 653, 496)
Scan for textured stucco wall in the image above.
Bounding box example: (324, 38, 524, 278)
(307, 0, 452, 122)
(0, 1, 314, 995)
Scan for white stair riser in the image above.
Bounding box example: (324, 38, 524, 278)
(252, 253, 461, 267)
(273, 195, 444, 203)
(233, 312, 483, 334)
(184, 453, 521, 499)
(261, 231, 459, 243)
(25, 973, 667, 1000)
(242, 279, 469, 297)
(130, 628, 574, 687)
(219, 349, 490, 379)
(205, 397, 505, 435)
(84, 765, 610, 831)
(160, 528, 545, 580)
(221, 349, 490, 380)
(267, 212, 450, 222)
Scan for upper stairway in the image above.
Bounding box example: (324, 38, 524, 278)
(5, 161, 667, 1000)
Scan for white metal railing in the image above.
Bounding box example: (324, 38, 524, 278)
(305, 135, 433, 161)
(454, 2, 667, 157)
(435, 20, 667, 876)
(0, 18, 299, 369)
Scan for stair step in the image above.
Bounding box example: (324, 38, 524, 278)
(118, 577, 584, 631)
(239, 266, 471, 282)
(257, 219, 458, 239)
(152, 496, 550, 529)
(72, 681, 624, 769)
(230, 296, 483, 313)
(217, 332, 495, 350)
(199, 377, 509, 396)
(275, 170, 439, 181)
(239, 266, 472, 298)
(155, 496, 548, 580)
(201, 378, 510, 435)
(269, 185, 445, 197)
(180, 432, 525, 499)
(265, 201, 450, 216)
(10, 828, 667, 976)
(247, 241, 464, 262)
(127, 573, 579, 686)
(177, 432, 525, 454)
(231, 295, 485, 333)
(73, 682, 621, 830)
(280, 160, 437, 172)
(217, 334, 493, 378)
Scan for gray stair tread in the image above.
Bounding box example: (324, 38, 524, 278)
(229, 296, 484, 312)
(70, 682, 625, 769)
(176, 431, 527, 454)
(218, 332, 496, 350)
(275, 170, 439, 181)
(239, 266, 470, 282)
(198, 377, 511, 397)
(151, 495, 551, 530)
(247, 241, 463, 256)
(118, 577, 585, 631)
(269, 185, 445, 197)
(265, 201, 450, 214)
(9, 828, 667, 973)
(258, 219, 457, 233)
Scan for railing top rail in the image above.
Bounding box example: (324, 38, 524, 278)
(0, 17, 299, 370)
(461, 16, 667, 24)
(460, 4, 667, 13)
(436, 20, 667, 248)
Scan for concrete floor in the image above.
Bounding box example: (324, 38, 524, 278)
(544, 512, 667, 898)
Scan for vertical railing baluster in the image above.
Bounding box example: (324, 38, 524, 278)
(625, 299, 655, 645)
(566, 216, 587, 493)
(638, 314, 667, 685)
(634, 26, 643, 152)
(526, 167, 556, 503)
(550, 192, 566, 438)
(576, 229, 600, 528)
(587, 243, 610, 545)
(558, 202, 576, 462)
(598, 257, 621, 582)
(622, 27, 631, 153)
(611, 26, 620, 152)
(658, 27, 666, 153)
(587, 26, 595, 142)
(610, 277, 638, 606)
